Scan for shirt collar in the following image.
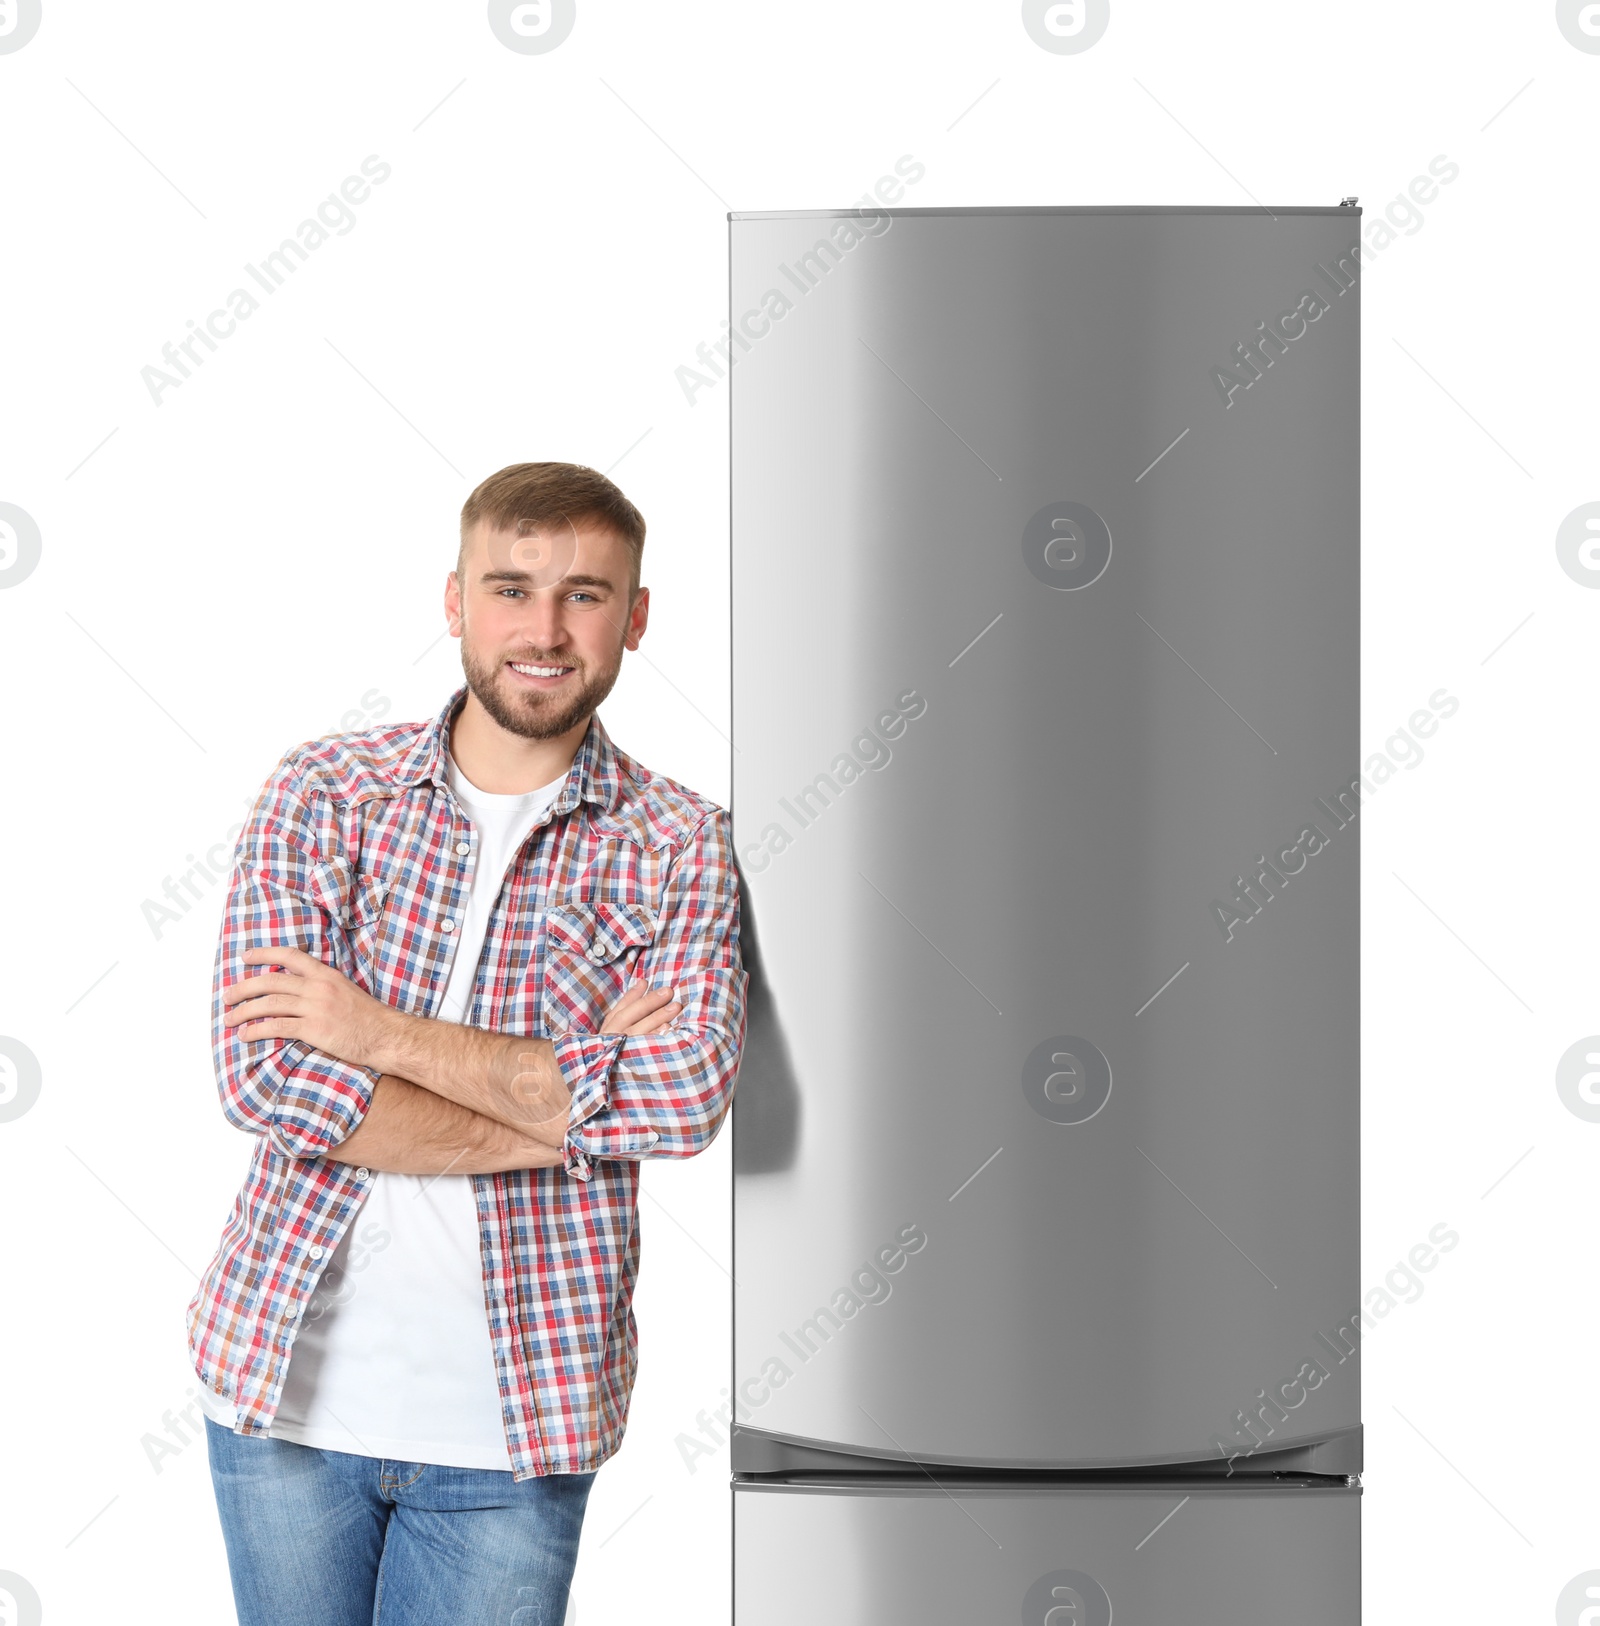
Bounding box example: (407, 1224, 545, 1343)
(387, 684, 622, 815)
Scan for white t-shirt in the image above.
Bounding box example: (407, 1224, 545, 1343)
(199, 750, 567, 1468)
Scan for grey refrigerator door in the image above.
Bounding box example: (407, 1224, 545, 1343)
(734, 1479, 1360, 1625)
(730, 209, 1361, 1470)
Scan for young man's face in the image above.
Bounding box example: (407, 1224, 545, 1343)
(446, 514, 648, 742)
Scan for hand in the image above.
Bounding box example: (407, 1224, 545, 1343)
(600, 979, 683, 1036)
(221, 945, 400, 1070)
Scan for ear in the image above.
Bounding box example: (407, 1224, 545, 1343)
(444, 570, 464, 636)
(623, 585, 650, 650)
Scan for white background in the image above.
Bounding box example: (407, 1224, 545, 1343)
(0, 2, 1595, 1622)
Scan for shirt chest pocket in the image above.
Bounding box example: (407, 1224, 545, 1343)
(540, 898, 658, 1034)
(302, 859, 391, 971)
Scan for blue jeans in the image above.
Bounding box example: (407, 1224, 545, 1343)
(205, 1418, 595, 1626)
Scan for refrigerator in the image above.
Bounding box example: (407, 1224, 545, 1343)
(728, 204, 1361, 1624)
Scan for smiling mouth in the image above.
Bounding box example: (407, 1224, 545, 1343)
(506, 659, 576, 684)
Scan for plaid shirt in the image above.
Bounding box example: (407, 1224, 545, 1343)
(187, 686, 747, 1479)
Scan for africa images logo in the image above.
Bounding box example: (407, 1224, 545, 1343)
(0, 1038, 42, 1124)
(0, 504, 41, 589)
(1022, 502, 1113, 592)
(0, 1572, 42, 1626)
(1555, 1037, 1600, 1123)
(1022, 1036, 1113, 1125)
(1023, 1569, 1112, 1626)
(1021, 0, 1110, 54)
(488, 0, 576, 53)
(0, 0, 42, 53)
(1556, 0, 1600, 51)
(1556, 502, 1600, 587)
(1557, 1572, 1600, 1624)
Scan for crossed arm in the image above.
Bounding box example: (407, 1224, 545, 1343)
(334, 1073, 563, 1175)
(220, 952, 681, 1176)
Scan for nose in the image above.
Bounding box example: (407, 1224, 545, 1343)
(517, 591, 569, 655)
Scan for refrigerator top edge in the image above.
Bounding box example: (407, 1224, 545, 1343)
(728, 204, 1362, 220)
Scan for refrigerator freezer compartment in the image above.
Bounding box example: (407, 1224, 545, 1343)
(733, 1477, 1360, 1625)
(730, 207, 1361, 1470)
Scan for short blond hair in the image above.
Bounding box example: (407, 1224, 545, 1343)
(459, 461, 646, 592)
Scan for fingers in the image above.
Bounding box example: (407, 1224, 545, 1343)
(221, 968, 323, 1005)
(220, 972, 299, 1008)
(230, 1018, 299, 1041)
(609, 1005, 683, 1035)
(221, 993, 306, 1026)
(599, 979, 685, 1036)
(620, 1002, 683, 1035)
(603, 980, 674, 1023)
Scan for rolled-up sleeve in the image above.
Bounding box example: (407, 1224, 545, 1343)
(210, 754, 379, 1160)
(554, 807, 748, 1181)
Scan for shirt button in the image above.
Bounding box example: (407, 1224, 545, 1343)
(355, 1167, 370, 1181)
(587, 943, 608, 962)
(308, 1246, 325, 1260)
(456, 842, 471, 856)
(441, 919, 456, 933)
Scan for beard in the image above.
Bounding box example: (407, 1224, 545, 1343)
(459, 635, 623, 742)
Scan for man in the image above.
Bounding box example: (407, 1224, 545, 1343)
(189, 462, 747, 1625)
